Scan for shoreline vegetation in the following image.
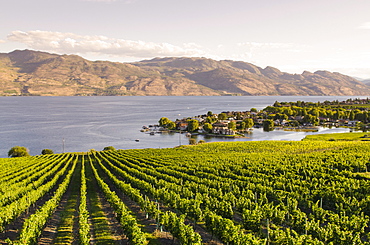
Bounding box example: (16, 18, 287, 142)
(146, 97, 370, 144)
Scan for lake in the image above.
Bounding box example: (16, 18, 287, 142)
(0, 96, 366, 158)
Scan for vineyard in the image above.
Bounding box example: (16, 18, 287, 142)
(1, 140, 370, 244)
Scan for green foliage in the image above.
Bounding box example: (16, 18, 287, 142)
(303, 132, 370, 141)
(228, 121, 236, 130)
(205, 116, 216, 124)
(103, 146, 116, 151)
(263, 119, 274, 131)
(13, 156, 77, 244)
(187, 119, 199, 132)
(243, 118, 254, 129)
(79, 159, 90, 245)
(167, 121, 176, 130)
(189, 138, 197, 145)
(158, 117, 176, 130)
(218, 113, 227, 120)
(4, 140, 370, 244)
(203, 123, 213, 133)
(158, 117, 171, 127)
(8, 146, 30, 157)
(41, 149, 54, 155)
(90, 155, 147, 244)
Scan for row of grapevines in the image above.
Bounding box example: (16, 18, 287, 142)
(102, 142, 370, 244)
(88, 155, 147, 245)
(96, 151, 265, 244)
(0, 154, 76, 232)
(79, 156, 90, 244)
(0, 155, 46, 181)
(92, 152, 203, 245)
(0, 154, 60, 188)
(13, 155, 78, 244)
(0, 154, 70, 207)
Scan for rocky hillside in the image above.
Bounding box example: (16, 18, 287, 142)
(0, 50, 369, 96)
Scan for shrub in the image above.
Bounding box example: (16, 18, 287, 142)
(8, 146, 30, 157)
(41, 149, 54, 155)
(103, 146, 116, 151)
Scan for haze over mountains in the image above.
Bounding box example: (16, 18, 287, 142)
(0, 50, 369, 96)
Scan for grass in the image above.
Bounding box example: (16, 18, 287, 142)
(303, 132, 370, 141)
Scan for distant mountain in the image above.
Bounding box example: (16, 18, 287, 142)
(0, 50, 369, 96)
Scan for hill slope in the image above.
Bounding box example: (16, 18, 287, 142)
(0, 50, 369, 96)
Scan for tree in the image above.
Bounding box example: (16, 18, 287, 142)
(250, 108, 258, 113)
(355, 112, 366, 122)
(263, 119, 274, 132)
(203, 123, 213, 133)
(206, 116, 216, 124)
(158, 117, 171, 127)
(238, 121, 246, 130)
(103, 146, 116, 151)
(244, 118, 254, 129)
(41, 149, 54, 155)
(187, 119, 199, 132)
(8, 146, 30, 157)
(207, 111, 213, 117)
(228, 121, 236, 130)
(218, 113, 227, 121)
(167, 121, 176, 130)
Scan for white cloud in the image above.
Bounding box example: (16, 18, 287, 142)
(358, 22, 370, 29)
(7, 30, 205, 59)
(0, 39, 6, 44)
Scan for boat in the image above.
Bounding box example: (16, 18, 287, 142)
(135, 139, 140, 142)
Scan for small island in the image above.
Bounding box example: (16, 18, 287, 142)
(146, 98, 370, 141)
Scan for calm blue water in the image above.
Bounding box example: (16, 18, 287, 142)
(0, 96, 366, 157)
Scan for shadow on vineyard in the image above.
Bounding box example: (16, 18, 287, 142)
(1, 140, 370, 244)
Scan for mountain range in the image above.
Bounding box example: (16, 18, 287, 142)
(0, 49, 369, 96)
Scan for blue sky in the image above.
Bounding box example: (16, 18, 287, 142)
(1, 0, 370, 78)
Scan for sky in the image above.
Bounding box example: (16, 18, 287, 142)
(1, 0, 370, 79)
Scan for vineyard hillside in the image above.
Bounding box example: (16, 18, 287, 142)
(1, 140, 370, 244)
